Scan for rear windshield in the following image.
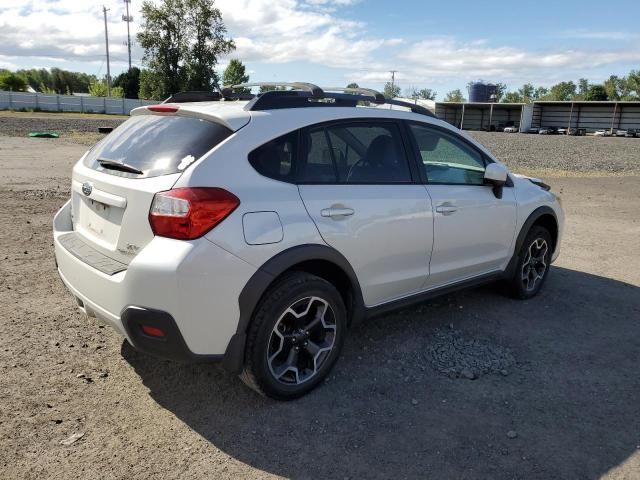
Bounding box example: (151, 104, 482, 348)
(84, 115, 232, 178)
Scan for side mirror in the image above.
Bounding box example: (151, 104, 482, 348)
(484, 163, 509, 199)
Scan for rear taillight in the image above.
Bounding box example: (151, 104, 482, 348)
(149, 187, 240, 240)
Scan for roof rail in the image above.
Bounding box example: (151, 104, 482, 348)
(321, 86, 386, 103)
(228, 82, 324, 97)
(165, 82, 436, 118)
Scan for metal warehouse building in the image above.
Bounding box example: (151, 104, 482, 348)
(531, 101, 640, 133)
(435, 101, 640, 133)
(435, 102, 531, 131)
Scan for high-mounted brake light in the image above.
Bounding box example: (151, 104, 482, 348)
(148, 104, 180, 113)
(149, 187, 240, 240)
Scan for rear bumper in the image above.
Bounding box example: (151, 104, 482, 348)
(53, 200, 257, 357)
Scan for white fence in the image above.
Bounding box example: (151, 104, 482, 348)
(0, 90, 160, 115)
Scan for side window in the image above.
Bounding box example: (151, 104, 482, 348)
(248, 131, 297, 182)
(298, 127, 337, 183)
(301, 122, 410, 184)
(409, 123, 486, 185)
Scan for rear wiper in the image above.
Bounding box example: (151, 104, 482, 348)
(97, 158, 144, 175)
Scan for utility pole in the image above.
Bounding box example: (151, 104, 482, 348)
(390, 70, 398, 91)
(122, 0, 133, 70)
(103, 6, 112, 97)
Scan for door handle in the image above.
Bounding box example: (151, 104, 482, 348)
(435, 203, 457, 215)
(321, 207, 355, 218)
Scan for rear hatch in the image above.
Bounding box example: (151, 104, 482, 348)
(69, 111, 234, 265)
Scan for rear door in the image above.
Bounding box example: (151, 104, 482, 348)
(297, 119, 433, 306)
(70, 113, 233, 264)
(407, 122, 517, 287)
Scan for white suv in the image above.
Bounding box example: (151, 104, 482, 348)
(53, 84, 564, 399)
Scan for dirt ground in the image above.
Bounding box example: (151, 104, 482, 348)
(0, 135, 639, 480)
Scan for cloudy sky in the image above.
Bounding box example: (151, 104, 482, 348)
(1, 0, 639, 99)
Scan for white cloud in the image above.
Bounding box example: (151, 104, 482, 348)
(1, 0, 639, 93)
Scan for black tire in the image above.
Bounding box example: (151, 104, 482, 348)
(508, 225, 553, 299)
(239, 272, 347, 400)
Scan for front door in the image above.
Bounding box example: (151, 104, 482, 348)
(407, 122, 517, 288)
(297, 120, 433, 306)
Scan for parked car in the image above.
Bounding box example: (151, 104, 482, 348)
(53, 83, 564, 399)
(556, 128, 568, 135)
(538, 127, 558, 135)
(594, 129, 612, 137)
(615, 129, 627, 137)
(625, 129, 638, 138)
(504, 126, 518, 133)
(568, 128, 586, 136)
(527, 127, 540, 134)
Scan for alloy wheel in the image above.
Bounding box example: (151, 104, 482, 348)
(521, 238, 549, 292)
(267, 296, 337, 385)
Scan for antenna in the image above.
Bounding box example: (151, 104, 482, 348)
(103, 6, 111, 97)
(122, 0, 133, 70)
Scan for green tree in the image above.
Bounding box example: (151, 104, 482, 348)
(444, 89, 466, 102)
(494, 82, 507, 102)
(383, 81, 401, 98)
(502, 91, 523, 103)
(346, 82, 359, 89)
(138, 0, 234, 99)
(534, 86, 549, 100)
(222, 59, 249, 91)
(113, 67, 141, 99)
(548, 81, 577, 101)
(0, 72, 28, 91)
(577, 78, 590, 99)
(516, 83, 536, 102)
(603, 75, 621, 101)
(585, 84, 608, 101)
(88, 80, 124, 98)
(620, 69, 640, 100)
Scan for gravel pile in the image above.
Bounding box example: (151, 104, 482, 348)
(424, 328, 516, 379)
(470, 131, 640, 175)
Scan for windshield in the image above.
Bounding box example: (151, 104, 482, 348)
(84, 115, 232, 178)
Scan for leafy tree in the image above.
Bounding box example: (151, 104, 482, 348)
(346, 82, 359, 89)
(577, 78, 590, 99)
(138, 0, 235, 99)
(532, 86, 548, 100)
(444, 89, 466, 102)
(418, 88, 437, 100)
(88, 80, 124, 98)
(620, 70, 640, 100)
(502, 91, 523, 103)
(113, 67, 141, 99)
(494, 82, 507, 102)
(603, 75, 621, 101)
(585, 84, 608, 101)
(548, 81, 577, 101)
(223, 59, 249, 92)
(383, 82, 401, 98)
(0, 72, 28, 91)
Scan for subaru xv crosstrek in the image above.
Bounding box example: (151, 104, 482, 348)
(53, 84, 564, 399)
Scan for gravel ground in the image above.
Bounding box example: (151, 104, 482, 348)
(470, 131, 640, 176)
(0, 113, 639, 174)
(1, 133, 640, 479)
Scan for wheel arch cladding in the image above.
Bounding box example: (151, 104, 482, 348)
(504, 206, 558, 280)
(222, 244, 364, 373)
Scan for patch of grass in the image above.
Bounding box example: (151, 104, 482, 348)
(0, 110, 129, 120)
